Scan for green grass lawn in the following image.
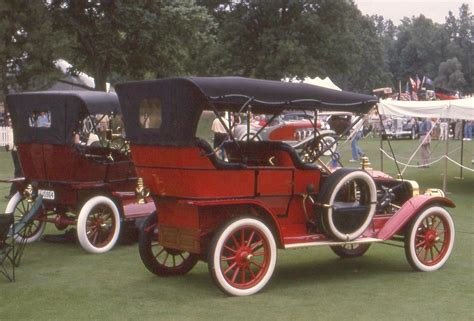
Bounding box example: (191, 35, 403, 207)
(0, 138, 473, 321)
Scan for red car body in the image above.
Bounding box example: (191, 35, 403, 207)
(117, 77, 455, 296)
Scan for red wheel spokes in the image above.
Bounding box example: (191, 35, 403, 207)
(86, 206, 115, 247)
(224, 262, 237, 274)
(151, 241, 189, 268)
(415, 214, 450, 265)
(220, 226, 270, 289)
(247, 231, 255, 246)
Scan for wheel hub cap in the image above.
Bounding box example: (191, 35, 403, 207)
(236, 248, 252, 268)
(424, 230, 438, 248)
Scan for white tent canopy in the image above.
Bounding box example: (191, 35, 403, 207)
(378, 98, 474, 120)
(283, 76, 342, 91)
(53, 59, 111, 92)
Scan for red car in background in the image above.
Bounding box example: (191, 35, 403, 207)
(435, 87, 460, 100)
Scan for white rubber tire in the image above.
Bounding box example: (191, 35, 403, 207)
(324, 170, 377, 241)
(405, 206, 455, 272)
(6, 192, 46, 243)
(77, 196, 121, 254)
(209, 217, 277, 296)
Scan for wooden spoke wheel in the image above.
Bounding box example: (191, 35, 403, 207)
(404, 206, 454, 272)
(330, 243, 371, 258)
(77, 196, 121, 254)
(208, 217, 277, 296)
(6, 192, 46, 243)
(138, 213, 198, 276)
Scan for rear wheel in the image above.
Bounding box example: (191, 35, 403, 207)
(77, 196, 121, 254)
(404, 206, 454, 272)
(138, 213, 198, 276)
(6, 192, 46, 243)
(208, 217, 277, 296)
(330, 243, 371, 258)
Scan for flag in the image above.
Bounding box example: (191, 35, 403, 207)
(409, 77, 416, 92)
(400, 93, 411, 101)
(405, 81, 410, 93)
(416, 75, 421, 91)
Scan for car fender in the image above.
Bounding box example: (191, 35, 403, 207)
(376, 195, 455, 240)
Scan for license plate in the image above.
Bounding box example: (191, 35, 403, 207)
(38, 189, 55, 200)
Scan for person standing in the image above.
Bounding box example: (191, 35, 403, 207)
(349, 117, 364, 162)
(439, 119, 448, 140)
(419, 118, 432, 168)
(463, 121, 472, 141)
(454, 120, 463, 140)
(5, 115, 23, 199)
(349, 116, 365, 163)
(211, 113, 228, 158)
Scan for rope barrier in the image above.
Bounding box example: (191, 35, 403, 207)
(379, 148, 474, 172)
(375, 145, 461, 161)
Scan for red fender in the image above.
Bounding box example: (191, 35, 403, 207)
(376, 195, 455, 240)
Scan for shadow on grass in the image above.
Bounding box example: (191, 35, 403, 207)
(128, 245, 412, 298)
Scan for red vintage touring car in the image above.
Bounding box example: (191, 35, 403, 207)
(6, 91, 155, 253)
(117, 77, 455, 296)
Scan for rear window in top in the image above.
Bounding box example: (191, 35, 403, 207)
(28, 111, 51, 128)
(139, 99, 162, 129)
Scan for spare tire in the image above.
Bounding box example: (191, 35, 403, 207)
(316, 168, 377, 241)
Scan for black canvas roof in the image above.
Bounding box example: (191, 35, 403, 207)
(7, 91, 120, 145)
(188, 77, 377, 112)
(116, 77, 377, 146)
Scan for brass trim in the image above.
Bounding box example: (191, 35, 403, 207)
(135, 177, 150, 204)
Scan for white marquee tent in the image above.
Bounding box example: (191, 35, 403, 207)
(378, 98, 474, 120)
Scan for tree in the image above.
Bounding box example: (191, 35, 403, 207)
(198, 0, 387, 93)
(48, 0, 215, 91)
(337, 15, 392, 92)
(388, 15, 448, 83)
(435, 57, 466, 90)
(0, 0, 63, 103)
(447, 4, 473, 92)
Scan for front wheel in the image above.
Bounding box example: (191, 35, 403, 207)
(6, 192, 46, 243)
(330, 243, 371, 258)
(208, 217, 277, 296)
(77, 196, 121, 254)
(138, 212, 198, 276)
(404, 206, 454, 272)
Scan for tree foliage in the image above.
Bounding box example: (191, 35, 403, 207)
(435, 57, 466, 89)
(198, 0, 388, 93)
(0, 0, 472, 99)
(48, 0, 215, 91)
(0, 0, 63, 103)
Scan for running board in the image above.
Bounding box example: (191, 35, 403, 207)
(284, 237, 383, 249)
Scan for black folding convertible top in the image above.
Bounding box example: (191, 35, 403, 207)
(116, 77, 378, 146)
(7, 91, 119, 145)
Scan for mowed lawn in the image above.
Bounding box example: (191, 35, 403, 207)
(0, 138, 473, 321)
